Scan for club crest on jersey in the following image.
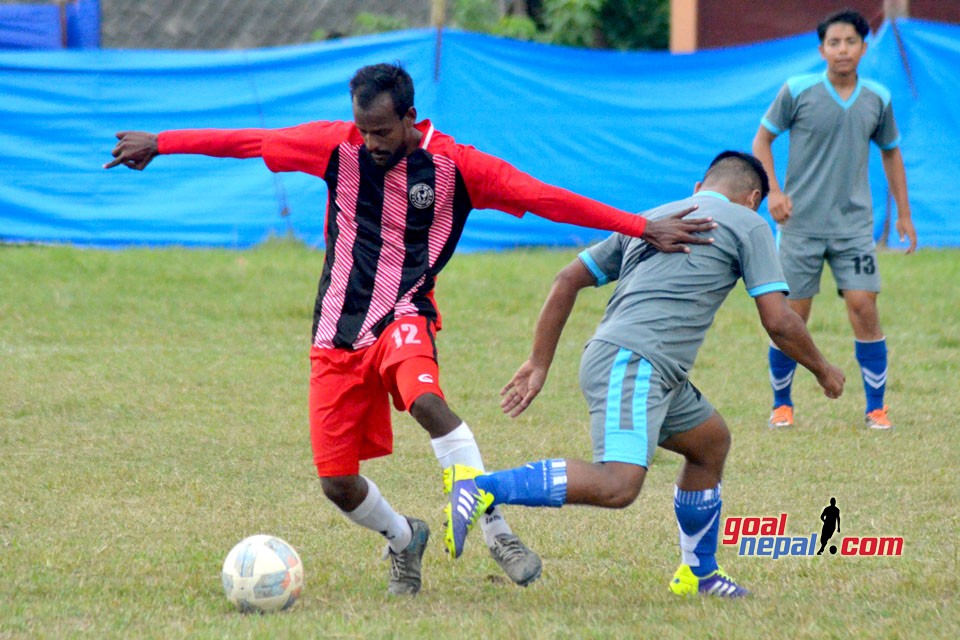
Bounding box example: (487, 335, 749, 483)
(409, 183, 434, 209)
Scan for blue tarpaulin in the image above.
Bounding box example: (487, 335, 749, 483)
(0, 1, 99, 50)
(0, 4, 61, 50)
(0, 20, 956, 250)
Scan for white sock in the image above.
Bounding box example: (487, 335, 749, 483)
(340, 477, 411, 553)
(431, 422, 513, 546)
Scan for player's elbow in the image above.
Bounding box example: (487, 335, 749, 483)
(761, 311, 795, 343)
(554, 260, 595, 292)
(752, 128, 774, 153)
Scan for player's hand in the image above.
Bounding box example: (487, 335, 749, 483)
(500, 360, 548, 418)
(816, 364, 845, 399)
(768, 190, 792, 223)
(104, 131, 160, 170)
(896, 216, 917, 254)
(640, 206, 716, 254)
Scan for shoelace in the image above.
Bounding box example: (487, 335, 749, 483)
(493, 536, 526, 563)
(388, 549, 409, 581)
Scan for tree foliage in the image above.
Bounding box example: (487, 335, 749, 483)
(452, 0, 670, 50)
(314, 0, 670, 50)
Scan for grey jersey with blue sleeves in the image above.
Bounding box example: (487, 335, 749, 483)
(579, 192, 788, 387)
(761, 73, 900, 238)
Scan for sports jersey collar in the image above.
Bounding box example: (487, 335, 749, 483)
(694, 190, 729, 202)
(416, 120, 435, 149)
(821, 71, 862, 110)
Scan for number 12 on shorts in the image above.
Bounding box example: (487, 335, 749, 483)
(392, 323, 422, 348)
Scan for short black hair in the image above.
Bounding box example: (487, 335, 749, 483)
(349, 63, 415, 118)
(817, 9, 870, 42)
(705, 151, 770, 203)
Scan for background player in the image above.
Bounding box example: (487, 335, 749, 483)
(105, 63, 716, 596)
(441, 151, 845, 597)
(752, 9, 917, 430)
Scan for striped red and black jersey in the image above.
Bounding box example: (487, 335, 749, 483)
(159, 120, 648, 350)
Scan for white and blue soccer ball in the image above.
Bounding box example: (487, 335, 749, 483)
(221, 535, 304, 613)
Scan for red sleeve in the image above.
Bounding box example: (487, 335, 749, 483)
(158, 129, 266, 158)
(260, 121, 357, 177)
(158, 121, 358, 179)
(453, 145, 647, 238)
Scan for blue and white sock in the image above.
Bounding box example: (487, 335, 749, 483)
(475, 459, 568, 508)
(856, 338, 888, 413)
(674, 484, 722, 578)
(769, 344, 797, 408)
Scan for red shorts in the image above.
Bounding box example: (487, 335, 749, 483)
(309, 316, 444, 477)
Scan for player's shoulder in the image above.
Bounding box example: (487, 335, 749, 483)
(274, 120, 359, 143)
(859, 78, 893, 107)
(698, 197, 770, 237)
(784, 73, 825, 99)
(421, 122, 459, 156)
(644, 196, 699, 221)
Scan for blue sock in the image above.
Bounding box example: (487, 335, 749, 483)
(675, 485, 721, 578)
(768, 345, 797, 408)
(856, 338, 887, 413)
(475, 460, 567, 508)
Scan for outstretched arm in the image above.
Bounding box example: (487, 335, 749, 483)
(500, 259, 596, 418)
(755, 292, 845, 398)
(535, 185, 715, 253)
(104, 129, 268, 171)
(881, 147, 917, 253)
(457, 146, 716, 252)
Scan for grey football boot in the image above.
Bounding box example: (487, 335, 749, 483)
(385, 517, 430, 595)
(489, 533, 542, 587)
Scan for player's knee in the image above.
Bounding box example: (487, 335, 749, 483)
(712, 424, 731, 458)
(600, 482, 642, 509)
(844, 293, 880, 323)
(409, 391, 443, 417)
(410, 393, 460, 437)
(320, 476, 362, 509)
(595, 464, 645, 508)
(685, 418, 730, 471)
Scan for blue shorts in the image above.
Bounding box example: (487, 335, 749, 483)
(579, 340, 715, 468)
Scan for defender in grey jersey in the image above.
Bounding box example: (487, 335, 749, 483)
(441, 152, 844, 598)
(753, 9, 917, 431)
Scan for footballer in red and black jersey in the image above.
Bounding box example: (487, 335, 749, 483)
(159, 120, 649, 351)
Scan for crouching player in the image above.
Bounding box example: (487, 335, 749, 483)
(442, 152, 845, 597)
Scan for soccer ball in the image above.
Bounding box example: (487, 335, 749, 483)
(221, 535, 304, 613)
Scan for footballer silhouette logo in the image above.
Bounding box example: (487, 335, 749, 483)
(814, 496, 903, 558)
(816, 497, 841, 555)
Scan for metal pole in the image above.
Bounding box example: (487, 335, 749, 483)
(58, 0, 68, 48)
(432, 0, 446, 82)
(884, 0, 910, 19)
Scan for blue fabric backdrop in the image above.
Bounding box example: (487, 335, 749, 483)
(0, 4, 61, 50)
(0, 20, 955, 249)
(0, 0, 99, 50)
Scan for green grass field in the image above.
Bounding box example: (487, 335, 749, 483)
(1, 241, 957, 639)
